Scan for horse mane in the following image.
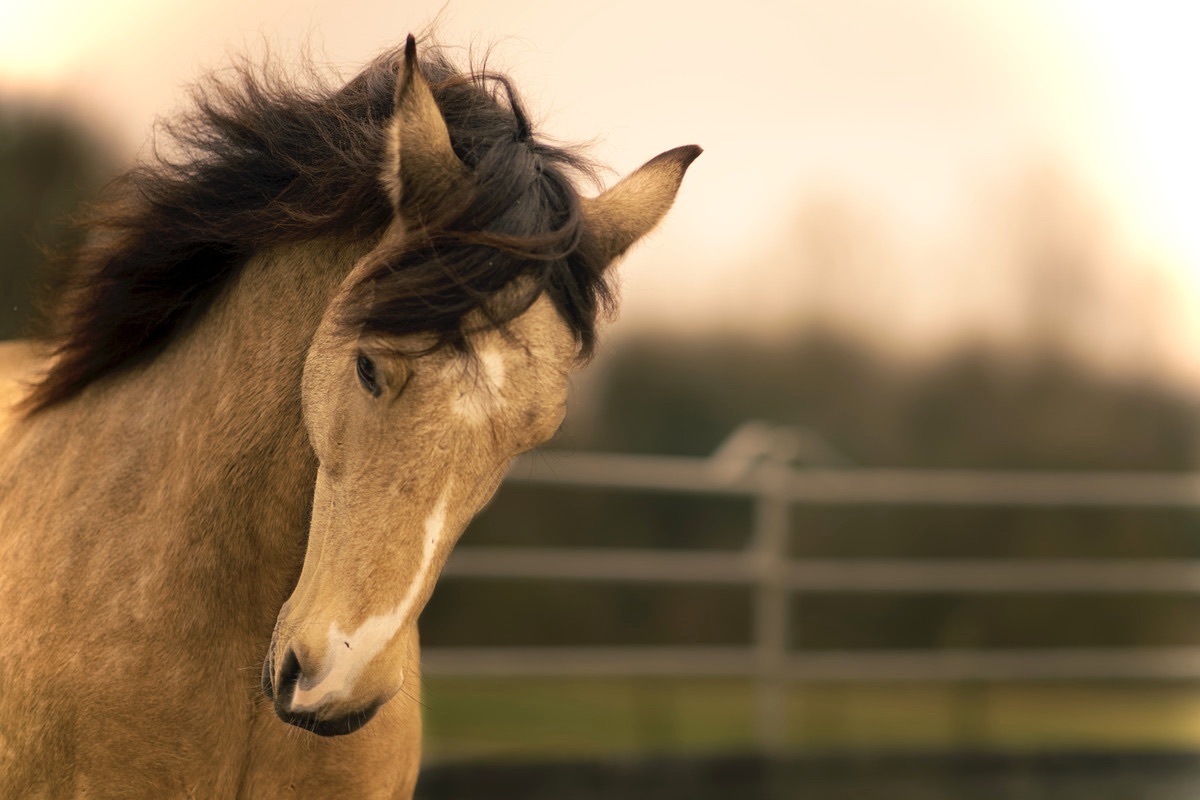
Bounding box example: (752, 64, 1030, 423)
(25, 42, 612, 412)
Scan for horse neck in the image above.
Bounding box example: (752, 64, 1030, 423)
(83, 238, 367, 612)
(175, 237, 367, 498)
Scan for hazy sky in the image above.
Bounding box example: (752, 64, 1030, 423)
(3, 1, 1199, 380)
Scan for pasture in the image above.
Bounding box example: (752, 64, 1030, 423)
(418, 679, 1200, 798)
(422, 678, 1200, 761)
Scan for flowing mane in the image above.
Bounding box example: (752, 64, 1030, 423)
(27, 45, 612, 412)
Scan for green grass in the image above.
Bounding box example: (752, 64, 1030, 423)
(420, 678, 1200, 763)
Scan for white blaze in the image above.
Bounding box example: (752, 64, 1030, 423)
(450, 347, 507, 423)
(290, 486, 451, 711)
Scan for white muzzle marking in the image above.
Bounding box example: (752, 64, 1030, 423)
(290, 486, 451, 711)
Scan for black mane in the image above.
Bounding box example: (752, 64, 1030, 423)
(27, 42, 611, 411)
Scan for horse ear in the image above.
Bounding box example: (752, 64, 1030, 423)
(383, 35, 469, 221)
(582, 145, 702, 263)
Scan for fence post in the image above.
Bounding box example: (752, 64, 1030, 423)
(753, 455, 792, 753)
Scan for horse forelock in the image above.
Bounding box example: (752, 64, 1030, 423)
(24, 41, 612, 413)
(337, 50, 614, 361)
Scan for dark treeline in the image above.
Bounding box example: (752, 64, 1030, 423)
(0, 102, 117, 340)
(424, 331, 1200, 652)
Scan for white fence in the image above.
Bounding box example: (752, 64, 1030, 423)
(425, 424, 1200, 750)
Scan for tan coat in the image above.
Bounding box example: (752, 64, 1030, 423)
(0, 36, 696, 798)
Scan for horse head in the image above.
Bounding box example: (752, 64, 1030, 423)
(264, 36, 698, 735)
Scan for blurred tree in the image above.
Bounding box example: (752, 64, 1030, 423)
(575, 331, 1200, 471)
(0, 100, 117, 339)
(432, 329, 1200, 651)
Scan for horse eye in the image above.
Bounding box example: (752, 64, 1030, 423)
(356, 354, 381, 397)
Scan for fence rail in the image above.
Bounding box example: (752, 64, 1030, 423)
(426, 431, 1200, 750)
(493, 450, 1200, 507)
(446, 547, 1200, 593)
(424, 646, 1200, 681)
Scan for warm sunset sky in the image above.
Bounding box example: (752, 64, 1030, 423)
(2, 1, 1199, 381)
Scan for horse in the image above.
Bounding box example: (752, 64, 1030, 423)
(0, 35, 698, 798)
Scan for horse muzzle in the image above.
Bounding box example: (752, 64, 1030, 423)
(261, 641, 383, 737)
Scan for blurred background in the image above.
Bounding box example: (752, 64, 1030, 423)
(4, 1, 1200, 797)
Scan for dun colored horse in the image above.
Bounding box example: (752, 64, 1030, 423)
(0, 36, 697, 797)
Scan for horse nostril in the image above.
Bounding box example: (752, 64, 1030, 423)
(275, 647, 304, 702)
